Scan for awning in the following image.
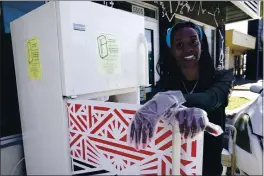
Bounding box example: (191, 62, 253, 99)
(226, 1, 261, 24)
(146, 1, 261, 27)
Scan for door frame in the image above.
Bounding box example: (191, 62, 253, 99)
(127, 1, 160, 86)
(144, 20, 159, 86)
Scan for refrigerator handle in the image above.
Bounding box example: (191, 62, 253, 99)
(139, 33, 150, 87)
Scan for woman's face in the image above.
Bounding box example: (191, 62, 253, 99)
(171, 27, 201, 71)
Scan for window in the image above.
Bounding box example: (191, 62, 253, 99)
(145, 29, 155, 86)
(1, 1, 45, 138)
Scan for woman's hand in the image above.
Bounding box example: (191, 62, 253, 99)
(128, 91, 186, 150)
(128, 110, 157, 150)
(127, 91, 223, 150)
(167, 107, 208, 139)
(167, 106, 223, 139)
(128, 106, 208, 150)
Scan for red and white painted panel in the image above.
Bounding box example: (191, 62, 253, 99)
(67, 100, 204, 175)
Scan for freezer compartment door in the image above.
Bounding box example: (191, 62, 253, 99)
(57, 1, 149, 96)
(66, 99, 203, 175)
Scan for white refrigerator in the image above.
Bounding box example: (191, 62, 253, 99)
(11, 1, 204, 175)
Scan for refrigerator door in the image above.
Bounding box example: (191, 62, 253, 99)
(56, 1, 149, 96)
(66, 99, 204, 175)
(10, 2, 72, 174)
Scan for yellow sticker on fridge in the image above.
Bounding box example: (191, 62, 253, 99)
(26, 37, 42, 79)
(96, 34, 121, 75)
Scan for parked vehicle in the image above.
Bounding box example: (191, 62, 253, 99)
(227, 81, 263, 175)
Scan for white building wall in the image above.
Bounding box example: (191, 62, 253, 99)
(225, 20, 249, 34)
(225, 20, 249, 70)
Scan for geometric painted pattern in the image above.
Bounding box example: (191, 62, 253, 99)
(67, 100, 204, 175)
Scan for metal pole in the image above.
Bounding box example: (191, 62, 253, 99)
(172, 124, 181, 175)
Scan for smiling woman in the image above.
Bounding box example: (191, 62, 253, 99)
(170, 26, 202, 81)
(151, 21, 234, 176)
